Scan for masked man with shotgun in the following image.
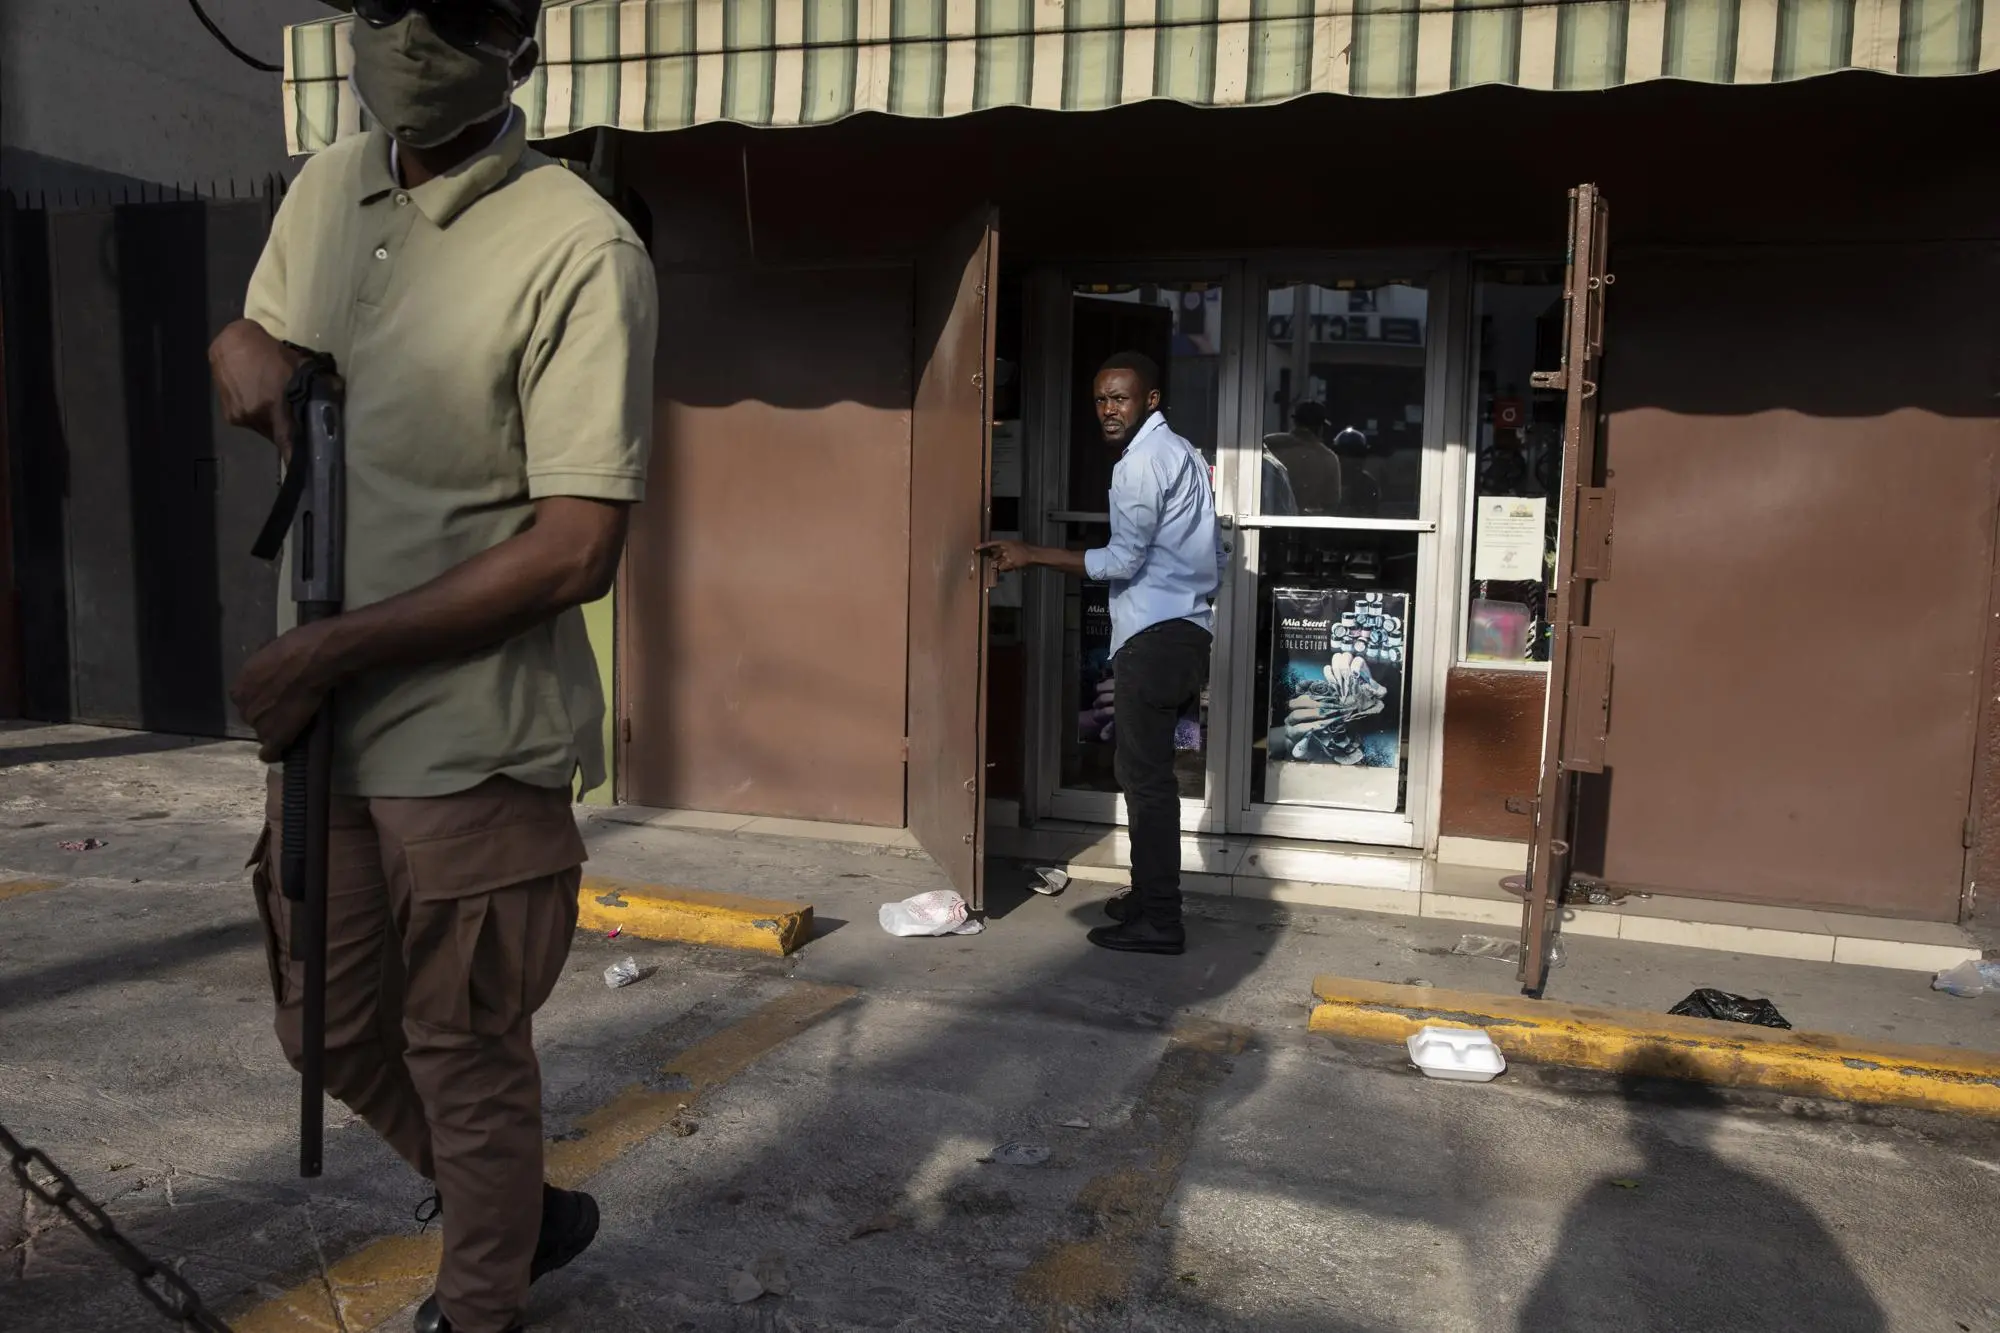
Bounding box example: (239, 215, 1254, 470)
(207, 3, 656, 1330)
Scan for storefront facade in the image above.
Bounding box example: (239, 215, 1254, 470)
(282, 1, 2000, 932)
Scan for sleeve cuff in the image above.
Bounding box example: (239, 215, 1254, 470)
(1083, 548, 1110, 581)
(527, 470, 646, 502)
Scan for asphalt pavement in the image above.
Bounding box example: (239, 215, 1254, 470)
(3, 723, 1999, 1332)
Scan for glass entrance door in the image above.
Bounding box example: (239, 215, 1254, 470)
(1221, 266, 1453, 846)
(1034, 269, 1241, 832)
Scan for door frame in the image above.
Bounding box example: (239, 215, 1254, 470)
(1023, 260, 1249, 835)
(1019, 252, 1474, 851)
(1220, 253, 1469, 849)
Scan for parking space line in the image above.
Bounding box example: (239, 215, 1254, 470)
(232, 980, 859, 1333)
(1016, 1018, 1250, 1324)
(0, 879, 61, 903)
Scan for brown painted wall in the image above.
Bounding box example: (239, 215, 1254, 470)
(1440, 669, 1545, 842)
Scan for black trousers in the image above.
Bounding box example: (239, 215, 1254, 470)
(1112, 618, 1212, 926)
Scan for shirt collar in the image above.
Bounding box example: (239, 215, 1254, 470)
(1128, 410, 1169, 447)
(362, 109, 526, 227)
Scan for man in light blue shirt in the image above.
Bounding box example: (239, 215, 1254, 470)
(980, 351, 1221, 955)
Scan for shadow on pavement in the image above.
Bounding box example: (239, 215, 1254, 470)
(0, 726, 225, 771)
(1517, 1074, 1887, 1333)
(0, 919, 261, 1011)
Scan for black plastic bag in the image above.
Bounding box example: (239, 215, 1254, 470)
(1668, 989, 1792, 1030)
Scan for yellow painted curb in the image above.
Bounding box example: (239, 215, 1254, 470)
(578, 875, 812, 955)
(1310, 975, 2000, 1118)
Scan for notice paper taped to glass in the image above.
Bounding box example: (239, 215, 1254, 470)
(1474, 496, 1547, 582)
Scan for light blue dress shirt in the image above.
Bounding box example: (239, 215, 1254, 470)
(1084, 412, 1225, 658)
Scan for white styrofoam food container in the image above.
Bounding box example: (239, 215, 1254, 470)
(1406, 1026, 1507, 1082)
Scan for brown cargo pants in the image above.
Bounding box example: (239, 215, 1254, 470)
(251, 773, 585, 1333)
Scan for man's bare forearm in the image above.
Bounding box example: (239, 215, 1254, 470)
(1023, 546, 1090, 579)
(306, 497, 627, 688)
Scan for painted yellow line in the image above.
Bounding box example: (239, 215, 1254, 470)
(1017, 1019, 1249, 1321)
(232, 981, 858, 1332)
(0, 879, 61, 903)
(578, 875, 813, 956)
(546, 981, 857, 1187)
(1310, 975, 2000, 1118)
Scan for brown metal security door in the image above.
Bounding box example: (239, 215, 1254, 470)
(620, 266, 916, 825)
(907, 208, 999, 908)
(1519, 184, 1613, 997)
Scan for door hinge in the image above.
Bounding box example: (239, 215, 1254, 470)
(1965, 815, 1978, 849)
(622, 718, 632, 744)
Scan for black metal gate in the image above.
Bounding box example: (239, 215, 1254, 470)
(2, 186, 279, 738)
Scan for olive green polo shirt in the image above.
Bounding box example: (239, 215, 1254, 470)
(244, 116, 656, 798)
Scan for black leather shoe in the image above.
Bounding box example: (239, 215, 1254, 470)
(412, 1185, 599, 1333)
(408, 1304, 520, 1328)
(1102, 892, 1138, 924)
(1087, 917, 1186, 955)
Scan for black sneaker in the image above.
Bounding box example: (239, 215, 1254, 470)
(413, 1185, 599, 1333)
(1103, 892, 1138, 924)
(1087, 917, 1187, 956)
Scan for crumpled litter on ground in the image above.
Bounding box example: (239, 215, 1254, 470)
(1029, 867, 1069, 896)
(1930, 959, 2000, 998)
(1451, 933, 1565, 968)
(1667, 988, 1791, 1028)
(879, 889, 984, 937)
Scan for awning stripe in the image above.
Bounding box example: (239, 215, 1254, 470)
(282, 0, 1997, 153)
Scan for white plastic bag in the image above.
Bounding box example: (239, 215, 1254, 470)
(1931, 959, 2000, 998)
(879, 889, 984, 937)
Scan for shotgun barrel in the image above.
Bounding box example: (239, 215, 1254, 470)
(252, 352, 345, 1179)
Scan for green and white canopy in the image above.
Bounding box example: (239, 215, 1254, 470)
(284, 0, 1997, 152)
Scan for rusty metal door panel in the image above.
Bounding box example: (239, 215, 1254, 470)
(1519, 184, 1612, 995)
(1559, 627, 1612, 775)
(1583, 246, 1999, 920)
(906, 207, 998, 906)
(622, 266, 914, 825)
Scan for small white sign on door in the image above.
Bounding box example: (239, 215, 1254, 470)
(1474, 496, 1547, 582)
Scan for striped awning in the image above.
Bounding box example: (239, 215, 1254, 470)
(284, 0, 1998, 153)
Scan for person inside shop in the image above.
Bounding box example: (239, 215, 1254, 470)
(1330, 425, 1382, 517)
(205, 2, 657, 1331)
(978, 351, 1222, 957)
(1262, 400, 1343, 514)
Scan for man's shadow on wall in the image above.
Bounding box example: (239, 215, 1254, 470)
(1518, 1076, 1886, 1333)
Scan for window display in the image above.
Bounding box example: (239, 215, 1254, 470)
(1465, 263, 1564, 665)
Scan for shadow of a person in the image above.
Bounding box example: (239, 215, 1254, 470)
(1517, 1075, 1887, 1333)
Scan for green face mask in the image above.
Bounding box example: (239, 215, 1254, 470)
(351, 14, 525, 151)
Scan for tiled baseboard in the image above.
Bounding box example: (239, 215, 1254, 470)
(601, 806, 1981, 976)
(992, 823, 1981, 975)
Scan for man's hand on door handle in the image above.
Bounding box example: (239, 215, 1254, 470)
(976, 541, 1089, 579)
